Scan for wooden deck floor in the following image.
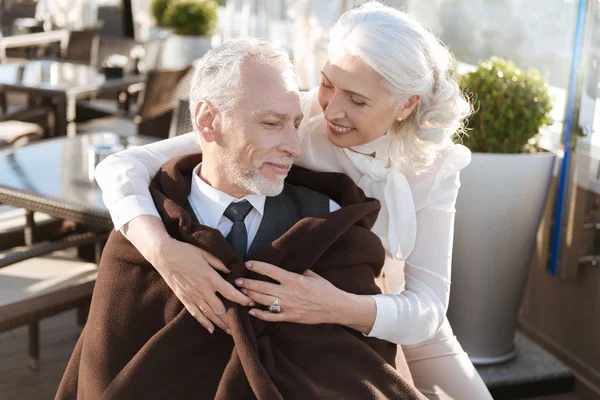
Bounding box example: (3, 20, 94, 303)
(0, 310, 80, 400)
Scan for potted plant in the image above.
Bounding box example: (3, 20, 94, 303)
(447, 57, 555, 365)
(160, 0, 218, 68)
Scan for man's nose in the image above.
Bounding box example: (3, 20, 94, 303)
(280, 124, 302, 158)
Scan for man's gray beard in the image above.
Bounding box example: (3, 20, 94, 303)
(216, 150, 287, 197)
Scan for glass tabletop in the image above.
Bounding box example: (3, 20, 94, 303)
(0, 60, 106, 90)
(0, 133, 157, 212)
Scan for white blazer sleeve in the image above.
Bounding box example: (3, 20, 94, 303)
(367, 145, 471, 345)
(95, 132, 201, 230)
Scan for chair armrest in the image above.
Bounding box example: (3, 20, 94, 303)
(0, 231, 109, 269)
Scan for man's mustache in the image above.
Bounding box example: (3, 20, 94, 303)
(261, 158, 294, 168)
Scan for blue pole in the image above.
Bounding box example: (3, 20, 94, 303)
(549, 0, 588, 276)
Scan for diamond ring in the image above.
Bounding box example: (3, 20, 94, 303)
(268, 297, 282, 313)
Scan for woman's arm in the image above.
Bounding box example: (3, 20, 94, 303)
(95, 132, 200, 230)
(368, 207, 455, 345)
(237, 202, 457, 344)
(233, 206, 455, 344)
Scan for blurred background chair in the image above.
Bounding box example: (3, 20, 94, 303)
(0, 120, 43, 148)
(75, 36, 165, 121)
(0, 107, 55, 148)
(169, 99, 193, 138)
(62, 26, 101, 64)
(0, 231, 106, 370)
(78, 66, 192, 138)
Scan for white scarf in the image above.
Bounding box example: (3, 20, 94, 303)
(334, 132, 417, 261)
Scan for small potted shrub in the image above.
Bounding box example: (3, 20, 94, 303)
(460, 57, 553, 153)
(160, 0, 218, 68)
(447, 57, 556, 365)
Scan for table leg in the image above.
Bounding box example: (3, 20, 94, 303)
(77, 240, 104, 263)
(65, 95, 77, 137)
(0, 91, 6, 114)
(24, 210, 35, 246)
(28, 321, 40, 370)
(53, 95, 77, 137)
(53, 96, 67, 137)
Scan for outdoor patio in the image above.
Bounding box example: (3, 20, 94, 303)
(1, 0, 599, 399)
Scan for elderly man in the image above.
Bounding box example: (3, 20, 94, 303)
(57, 39, 422, 400)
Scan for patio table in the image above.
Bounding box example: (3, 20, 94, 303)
(0, 60, 145, 137)
(0, 132, 157, 232)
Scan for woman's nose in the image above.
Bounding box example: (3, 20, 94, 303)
(323, 94, 345, 120)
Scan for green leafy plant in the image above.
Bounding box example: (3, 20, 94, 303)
(150, 0, 172, 27)
(459, 57, 553, 153)
(163, 0, 218, 37)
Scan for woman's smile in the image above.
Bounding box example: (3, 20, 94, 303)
(328, 120, 355, 135)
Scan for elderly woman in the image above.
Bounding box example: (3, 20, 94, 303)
(95, 2, 492, 398)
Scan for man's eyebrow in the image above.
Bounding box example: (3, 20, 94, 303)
(254, 110, 304, 121)
(320, 70, 371, 101)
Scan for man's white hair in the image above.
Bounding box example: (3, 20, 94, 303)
(188, 38, 296, 123)
(330, 1, 472, 172)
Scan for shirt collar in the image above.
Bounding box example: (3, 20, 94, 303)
(189, 163, 265, 228)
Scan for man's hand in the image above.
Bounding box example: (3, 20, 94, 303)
(123, 215, 254, 334)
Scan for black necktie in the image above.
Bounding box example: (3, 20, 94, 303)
(223, 200, 253, 259)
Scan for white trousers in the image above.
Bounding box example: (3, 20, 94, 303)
(402, 318, 493, 399)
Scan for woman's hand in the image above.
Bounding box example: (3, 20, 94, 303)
(235, 261, 377, 333)
(124, 215, 254, 334)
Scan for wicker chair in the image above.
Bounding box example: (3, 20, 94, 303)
(0, 121, 43, 148)
(0, 231, 108, 369)
(0, 107, 54, 148)
(79, 66, 193, 138)
(63, 26, 100, 64)
(76, 37, 165, 121)
(169, 99, 193, 138)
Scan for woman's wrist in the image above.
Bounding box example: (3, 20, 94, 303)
(332, 291, 377, 335)
(123, 215, 172, 269)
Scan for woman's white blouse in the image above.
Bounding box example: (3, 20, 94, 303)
(95, 88, 471, 346)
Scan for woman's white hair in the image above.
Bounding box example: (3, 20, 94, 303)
(188, 38, 296, 124)
(330, 1, 472, 172)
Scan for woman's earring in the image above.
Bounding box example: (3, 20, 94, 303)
(397, 117, 403, 122)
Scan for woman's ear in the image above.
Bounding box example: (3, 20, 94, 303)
(396, 95, 421, 121)
(194, 100, 217, 142)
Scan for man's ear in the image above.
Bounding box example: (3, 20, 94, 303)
(194, 100, 218, 142)
(396, 95, 421, 121)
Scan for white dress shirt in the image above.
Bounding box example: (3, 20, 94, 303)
(188, 163, 340, 248)
(95, 89, 471, 346)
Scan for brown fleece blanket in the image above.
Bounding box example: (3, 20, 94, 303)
(57, 154, 424, 400)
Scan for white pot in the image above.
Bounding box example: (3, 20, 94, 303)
(447, 152, 556, 365)
(160, 35, 211, 69)
(148, 26, 172, 41)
